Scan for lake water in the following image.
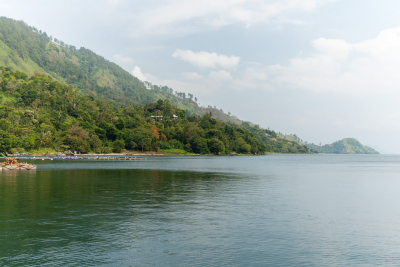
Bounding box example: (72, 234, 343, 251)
(1, 154, 400, 266)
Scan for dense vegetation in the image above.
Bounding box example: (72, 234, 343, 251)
(307, 138, 379, 154)
(0, 67, 311, 154)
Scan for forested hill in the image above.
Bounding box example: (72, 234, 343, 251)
(307, 138, 379, 154)
(0, 67, 312, 155)
(0, 16, 237, 123)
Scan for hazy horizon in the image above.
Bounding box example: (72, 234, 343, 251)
(1, 0, 400, 153)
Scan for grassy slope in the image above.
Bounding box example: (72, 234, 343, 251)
(342, 138, 378, 154)
(0, 39, 48, 76)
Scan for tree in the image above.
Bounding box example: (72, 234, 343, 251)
(177, 110, 185, 118)
(0, 130, 11, 153)
(63, 125, 90, 152)
(191, 137, 209, 154)
(113, 139, 125, 153)
(149, 125, 159, 140)
(89, 135, 102, 153)
(99, 122, 118, 141)
(208, 138, 225, 154)
(160, 133, 167, 142)
(128, 128, 155, 151)
(235, 137, 251, 154)
(63, 135, 89, 153)
(115, 117, 125, 130)
(36, 131, 53, 150)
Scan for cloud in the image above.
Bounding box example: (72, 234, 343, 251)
(113, 54, 134, 63)
(269, 27, 400, 95)
(131, 66, 147, 81)
(140, 65, 274, 100)
(242, 67, 268, 81)
(312, 38, 352, 60)
(172, 49, 240, 69)
(108, 0, 122, 5)
(131, 0, 339, 36)
(209, 70, 233, 80)
(181, 72, 204, 80)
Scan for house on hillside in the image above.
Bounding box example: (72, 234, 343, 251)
(150, 115, 163, 121)
(150, 115, 179, 120)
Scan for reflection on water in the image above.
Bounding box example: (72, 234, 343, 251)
(1, 155, 400, 266)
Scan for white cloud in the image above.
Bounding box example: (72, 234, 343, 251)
(139, 65, 274, 100)
(354, 28, 400, 61)
(172, 49, 240, 69)
(209, 70, 233, 80)
(131, 66, 147, 81)
(242, 67, 268, 81)
(269, 27, 400, 95)
(131, 0, 339, 36)
(113, 54, 134, 63)
(312, 38, 352, 60)
(108, 0, 122, 5)
(181, 72, 204, 80)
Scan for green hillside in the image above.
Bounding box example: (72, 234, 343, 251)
(0, 67, 312, 155)
(307, 138, 379, 154)
(0, 16, 240, 124)
(280, 134, 306, 145)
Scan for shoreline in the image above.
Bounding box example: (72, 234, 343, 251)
(6, 151, 317, 157)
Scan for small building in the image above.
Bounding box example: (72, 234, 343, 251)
(151, 115, 163, 120)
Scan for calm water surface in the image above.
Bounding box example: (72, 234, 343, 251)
(1, 154, 400, 266)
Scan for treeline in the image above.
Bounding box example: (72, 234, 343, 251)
(0, 67, 311, 154)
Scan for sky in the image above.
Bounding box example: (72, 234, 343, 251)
(1, 0, 400, 153)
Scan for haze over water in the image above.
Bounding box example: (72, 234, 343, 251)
(1, 155, 400, 266)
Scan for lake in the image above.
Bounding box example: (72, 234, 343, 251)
(1, 154, 400, 266)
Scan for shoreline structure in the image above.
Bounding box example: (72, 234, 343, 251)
(4, 151, 292, 158)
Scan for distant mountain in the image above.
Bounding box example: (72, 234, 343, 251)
(0, 16, 239, 124)
(307, 138, 379, 154)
